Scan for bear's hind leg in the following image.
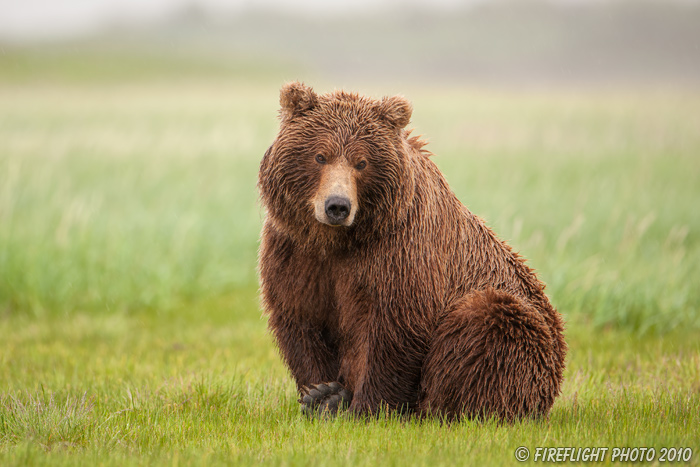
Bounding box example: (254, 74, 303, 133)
(419, 289, 563, 422)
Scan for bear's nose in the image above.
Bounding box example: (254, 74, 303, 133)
(325, 196, 351, 224)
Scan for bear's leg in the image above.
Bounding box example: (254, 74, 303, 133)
(268, 315, 350, 417)
(419, 289, 562, 422)
(267, 316, 341, 390)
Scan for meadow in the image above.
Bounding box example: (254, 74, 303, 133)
(0, 70, 699, 465)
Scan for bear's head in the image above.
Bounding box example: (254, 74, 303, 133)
(259, 82, 417, 249)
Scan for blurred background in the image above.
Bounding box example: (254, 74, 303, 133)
(1, 0, 699, 334)
(2, 0, 700, 86)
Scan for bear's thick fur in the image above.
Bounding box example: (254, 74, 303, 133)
(258, 82, 566, 421)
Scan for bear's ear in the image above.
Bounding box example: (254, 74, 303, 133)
(377, 95, 412, 129)
(279, 81, 318, 121)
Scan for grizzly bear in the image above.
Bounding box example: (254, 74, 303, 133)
(258, 82, 566, 421)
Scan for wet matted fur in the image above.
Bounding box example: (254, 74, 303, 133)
(258, 82, 566, 421)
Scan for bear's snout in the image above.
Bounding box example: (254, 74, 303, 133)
(313, 163, 358, 227)
(325, 197, 352, 225)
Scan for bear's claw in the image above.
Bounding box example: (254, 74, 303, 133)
(300, 382, 352, 417)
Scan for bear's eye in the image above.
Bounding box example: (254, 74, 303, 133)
(355, 160, 367, 171)
(315, 154, 326, 164)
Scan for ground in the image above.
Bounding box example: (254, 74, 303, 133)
(0, 75, 699, 465)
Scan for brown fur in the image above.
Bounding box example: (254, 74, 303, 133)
(258, 82, 567, 421)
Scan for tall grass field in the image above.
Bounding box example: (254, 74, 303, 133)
(1, 69, 699, 465)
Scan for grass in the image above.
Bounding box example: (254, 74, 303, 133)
(0, 319, 698, 465)
(1, 74, 699, 465)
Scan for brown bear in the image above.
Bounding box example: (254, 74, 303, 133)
(258, 82, 566, 421)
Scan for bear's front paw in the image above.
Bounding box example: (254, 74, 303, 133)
(300, 382, 353, 418)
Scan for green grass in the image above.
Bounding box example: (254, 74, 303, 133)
(1, 77, 699, 465)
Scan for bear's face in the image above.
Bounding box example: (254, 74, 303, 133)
(259, 82, 416, 248)
(310, 145, 361, 228)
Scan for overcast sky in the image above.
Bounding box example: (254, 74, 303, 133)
(0, 0, 471, 40)
(0, 0, 646, 41)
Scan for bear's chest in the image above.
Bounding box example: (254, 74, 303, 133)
(326, 248, 443, 341)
